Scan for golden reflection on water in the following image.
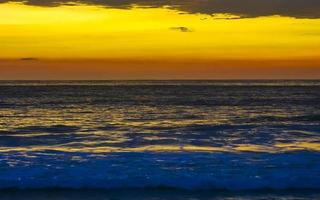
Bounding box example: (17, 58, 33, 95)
(275, 142, 320, 151)
(0, 81, 319, 155)
(1, 142, 319, 154)
(1, 103, 319, 153)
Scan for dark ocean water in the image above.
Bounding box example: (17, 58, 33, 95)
(0, 80, 319, 199)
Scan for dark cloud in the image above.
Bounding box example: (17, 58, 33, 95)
(20, 57, 39, 61)
(170, 27, 192, 32)
(1, 0, 320, 18)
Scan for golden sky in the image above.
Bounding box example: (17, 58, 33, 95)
(0, 1, 320, 79)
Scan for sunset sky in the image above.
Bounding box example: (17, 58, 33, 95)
(0, 0, 320, 79)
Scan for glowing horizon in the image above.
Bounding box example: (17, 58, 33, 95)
(0, 2, 320, 79)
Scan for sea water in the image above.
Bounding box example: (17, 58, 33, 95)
(0, 80, 319, 199)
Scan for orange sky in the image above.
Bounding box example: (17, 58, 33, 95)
(0, 2, 320, 79)
(1, 59, 319, 80)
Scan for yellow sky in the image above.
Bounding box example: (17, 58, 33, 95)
(0, 2, 320, 79)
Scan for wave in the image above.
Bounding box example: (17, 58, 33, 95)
(1, 188, 319, 200)
(0, 152, 319, 190)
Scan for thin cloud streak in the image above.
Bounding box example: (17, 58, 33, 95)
(169, 27, 193, 32)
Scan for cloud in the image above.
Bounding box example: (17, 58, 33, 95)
(169, 27, 192, 32)
(1, 0, 320, 18)
(20, 57, 39, 61)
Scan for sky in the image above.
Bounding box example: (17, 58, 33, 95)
(0, 0, 320, 79)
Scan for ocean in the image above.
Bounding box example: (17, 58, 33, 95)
(0, 80, 319, 199)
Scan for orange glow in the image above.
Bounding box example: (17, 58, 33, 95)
(0, 59, 319, 79)
(0, 2, 320, 79)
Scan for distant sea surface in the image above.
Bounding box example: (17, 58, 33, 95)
(0, 80, 319, 199)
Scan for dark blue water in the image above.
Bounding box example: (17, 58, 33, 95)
(0, 81, 319, 198)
